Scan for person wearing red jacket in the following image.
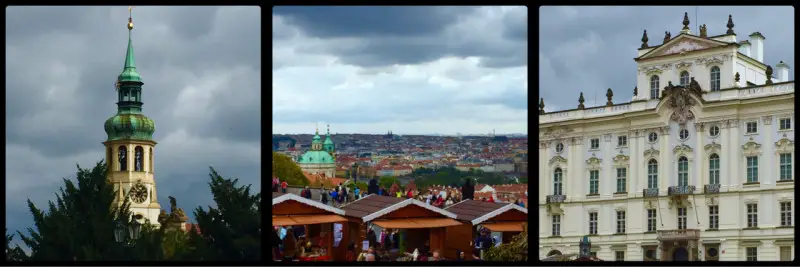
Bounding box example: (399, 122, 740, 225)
(281, 180, 288, 193)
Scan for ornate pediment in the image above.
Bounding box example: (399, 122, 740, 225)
(613, 154, 630, 168)
(704, 142, 722, 155)
(586, 155, 602, 170)
(742, 140, 762, 156)
(549, 155, 567, 166)
(775, 138, 794, 154)
(640, 35, 728, 59)
(643, 147, 660, 158)
(673, 144, 694, 157)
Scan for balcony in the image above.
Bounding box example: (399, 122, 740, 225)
(643, 188, 659, 198)
(657, 229, 700, 241)
(546, 195, 566, 203)
(668, 185, 696, 196)
(704, 184, 721, 194)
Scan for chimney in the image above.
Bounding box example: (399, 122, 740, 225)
(776, 61, 791, 82)
(738, 40, 751, 57)
(749, 32, 765, 62)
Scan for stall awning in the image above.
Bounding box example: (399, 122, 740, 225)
(272, 214, 348, 226)
(482, 221, 524, 232)
(373, 218, 462, 229)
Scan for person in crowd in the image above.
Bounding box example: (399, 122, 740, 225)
(367, 229, 377, 247)
(354, 186, 361, 200)
(471, 248, 483, 261)
(272, 227, 281, 261)
(429, 249, 442, 261)
(455, 249, 466, 261)
(406, 189, 414, 199)
(282, 229, 298, 261)
(338, 187, 346, 206)
(461, 178, 474, 200)
(369, 177, 379, 195)
(321, 188, 329, 205)
(475, 228, 493, 255)
(488, 195, 495, 203)
(434, 195, 445, 208)
(345, 242, 356, 261)
(445, 196, 454, 207)
(272, 176, 280, 192)
(519, 199, 525, 208)
(378, 186, 384, 196)
(341, 186, 348, 203)
(281, 180, 288, 193)
(364, 253, 376, 262)
(481, 197, 487, 202)
(396, 189, 402, 198)
(426, 193, 432, 205)
(331, 189, 339, 207)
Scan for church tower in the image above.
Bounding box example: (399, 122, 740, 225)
(103, 8, 161, 226)
(323, 124, 335, 157)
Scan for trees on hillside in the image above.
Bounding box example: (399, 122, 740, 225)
(272, 152, 310, 186)
(411, 167, 517, 188)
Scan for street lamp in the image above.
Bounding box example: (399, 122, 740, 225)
(129, 214, 142, 241)
(114, 220, 125, 243)
(114, 214, 145, 246)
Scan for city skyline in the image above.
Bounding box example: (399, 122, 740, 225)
(272, 6, 528, 135)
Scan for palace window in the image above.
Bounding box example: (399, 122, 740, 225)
(134, 146, 143, 172)
(555, 143, 564, 153)
(746, 156, 759, 182)
(746, 121, 758, 134)
(552, 214, 561, 236)
(590, 138, 599, 149)
(747, 203, 758, 228)
(709, 154, 720, 185)
(588, 212, 598, 235)
(779, 118, 791, 130)
(616, 168, 627, 193)
(709, 125, 720, 137)
(648, 132, 658, 143)
(780, 246, 791, 261)
(647, 159, 658, 188)
(679, 129, 689, 140)
(678, 207, 687, 230)
(709, 205, 719, 229)
(678, 157, 688, 186)
(710, 66, 721, 91)
(650, 75, 660, 99)
(746, 247, 757, 261)
(615, 251, 625, 261)
(680, 71, 690, 86)
(616, 210, 626, 234)
(780, 153, 792, 181)
(589, 170, 599, 194)
(618, 135, 627, 147)
(118, 146, 127, 171)
(553, 168, 563, 195)
(780, 202, 792, 227)
(647, 209, 657, 232)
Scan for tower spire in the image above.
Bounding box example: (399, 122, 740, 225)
(119, 6, 142, 84)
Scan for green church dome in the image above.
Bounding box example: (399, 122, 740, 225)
(323, 137, 334, 145)
(104, 113, 155, 141)
(298, 150, 335, 164)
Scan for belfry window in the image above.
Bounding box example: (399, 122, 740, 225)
(135, 146, 143, 171)
(149, 148, 153, 172)
(710, 66, 721, 91)
(650, 75, 660, 99)
(680, 71, 690, 86)
(118, 146, 128, 171)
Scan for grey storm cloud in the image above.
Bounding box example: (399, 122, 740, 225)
(5, 6, 261, 244)
(538, 6, 794, 112)
(273, 6, 528, 69)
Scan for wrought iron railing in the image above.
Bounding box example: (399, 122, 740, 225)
(668, 185, 696, 196)
(704, 184, 721, 194)
(643, 188, 659, 198)
(547, 195, 566, 203)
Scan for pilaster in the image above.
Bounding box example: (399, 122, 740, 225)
(603, 134, 613, 198)
(659, 126, 671, 192)
(694, 122, 704, 188)
(629, 130, 639, 197)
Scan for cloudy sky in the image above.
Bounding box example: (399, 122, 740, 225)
(5, 6, 260, 247)
(539, 6, 794, 112)
(272, 6, 528, 135)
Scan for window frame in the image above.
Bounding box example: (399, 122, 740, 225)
(616, 168, 627, 193)
(678, 156, 689, 186)
(746, 156, 759, 183)
(745, 120, 758, 134)
(747, 203, 758, 228)
(746, 247, 757, 261)
(780, 202, 792, 227)
(647, 209, 657, 232)
(778, 117, 792, 131)
(680, 71, 690, 86)
(709, 154, 720, 185)
(709, 125, 720, 137)
(708, 205, 719, 230)
(589, 170, 599, 194)
(710, 66, 721, 91)
(779, 153, 792, 181)
(679, 129, 689, 140)
(648, 132, 658, 143)
(590, 138, 600, 150)
(589, 212, 598, 235)
(615, 251, 625, 261)
(650, 75, 660, 99)
(678, 207, 687, 230)
(616, 210, 626, 234)
(617, 135, 627, 147)
(552, 214, 561, 236)
(555, 143, 564, 153)
(647, 159, 658, 189)
(553, 168, 563, 195)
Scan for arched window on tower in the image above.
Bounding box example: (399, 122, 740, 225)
(650, 75, 660, 99)
(680, 71, 690, 86)
(710, 66, 721, 91)
(118, 145, 128, 171)
(135, 146, 143, 171)
(107, 147, 112, 170)
(149, 148, 153, 172)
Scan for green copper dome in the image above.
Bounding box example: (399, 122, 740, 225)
(298, 150, 335, 164)
(104, 113, 155, 141)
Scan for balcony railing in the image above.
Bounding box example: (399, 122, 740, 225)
(643, 188, 659, 198)
(668, 185, 696, 196)
(546, 195, 566, 203)
(657, 229, 700, 241)
(704, 184, 721, 194)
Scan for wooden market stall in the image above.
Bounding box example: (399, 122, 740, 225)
(444, 200, 529, 259)
(339, 194, 462, 260)
(272, 192, 348, 261)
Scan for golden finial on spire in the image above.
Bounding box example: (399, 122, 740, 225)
(127, 6, 135, 30)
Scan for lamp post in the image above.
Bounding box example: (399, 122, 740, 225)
(114, 214, 146, 247)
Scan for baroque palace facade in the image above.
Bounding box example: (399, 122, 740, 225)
(538, 14, 794, 261)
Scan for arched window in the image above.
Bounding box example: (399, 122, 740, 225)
(648, 159, 658, 188)
(118, 145, 127, 171)
(553, 168, 563, 195)
(150, 148, 153, 172)
(650, 75, 660, 99)
(680, 71, 690, 86)
(107, 147, 112, 170)
(134, 146, 144, 171)
(678, 157, 689, 186)
(709, 154, 720, 185)
(710, 66, 721, 91)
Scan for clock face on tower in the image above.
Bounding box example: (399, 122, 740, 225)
(130, 181, 148, 204)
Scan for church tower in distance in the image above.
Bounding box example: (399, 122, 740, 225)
(104, 7, 160, 226)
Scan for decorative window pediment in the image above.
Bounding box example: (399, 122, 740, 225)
(549, 155, 567, 167)
(704, 142, 722, 155)
(742, 141, 762, 157)
(644, 200, 658, 209)
(586, 155, 602, 170)
(614, 205, 626, 212)
(613, 154, 630, 168)
(643, 147, 660, 159)
(587, 207, 599, 213)
(673, 144, 694, 161)
(743, 197, 759, 204)
(775, 138, 794, 154)
(777, 194, 793, 202)
(675, 61, 693, 71)
(705, 196, 718, 206)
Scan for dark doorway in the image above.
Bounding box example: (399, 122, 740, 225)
(547, 250, 562, 256)
(672, 247, 689, 261)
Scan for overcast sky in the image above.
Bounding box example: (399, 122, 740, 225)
(5, 6, 260, 247)
(539, 6, 794, 112)
(272, 6, 528, 135)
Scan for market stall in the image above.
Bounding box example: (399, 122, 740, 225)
(444, 200, 528, 259)
(273, 192, 348, 261)
(340, 194, 462, 260)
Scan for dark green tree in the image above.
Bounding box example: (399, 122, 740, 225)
(185, 167, 261, 261)
(6, 229, 27, 261)
(272, 152, 309, 186)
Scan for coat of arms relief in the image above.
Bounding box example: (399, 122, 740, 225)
(664, 81, 702, 125)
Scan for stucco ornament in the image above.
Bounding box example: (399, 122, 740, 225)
(586, 154, 602, 170)
(664, 82, 699, 124)
(659, 40, 708, 56)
